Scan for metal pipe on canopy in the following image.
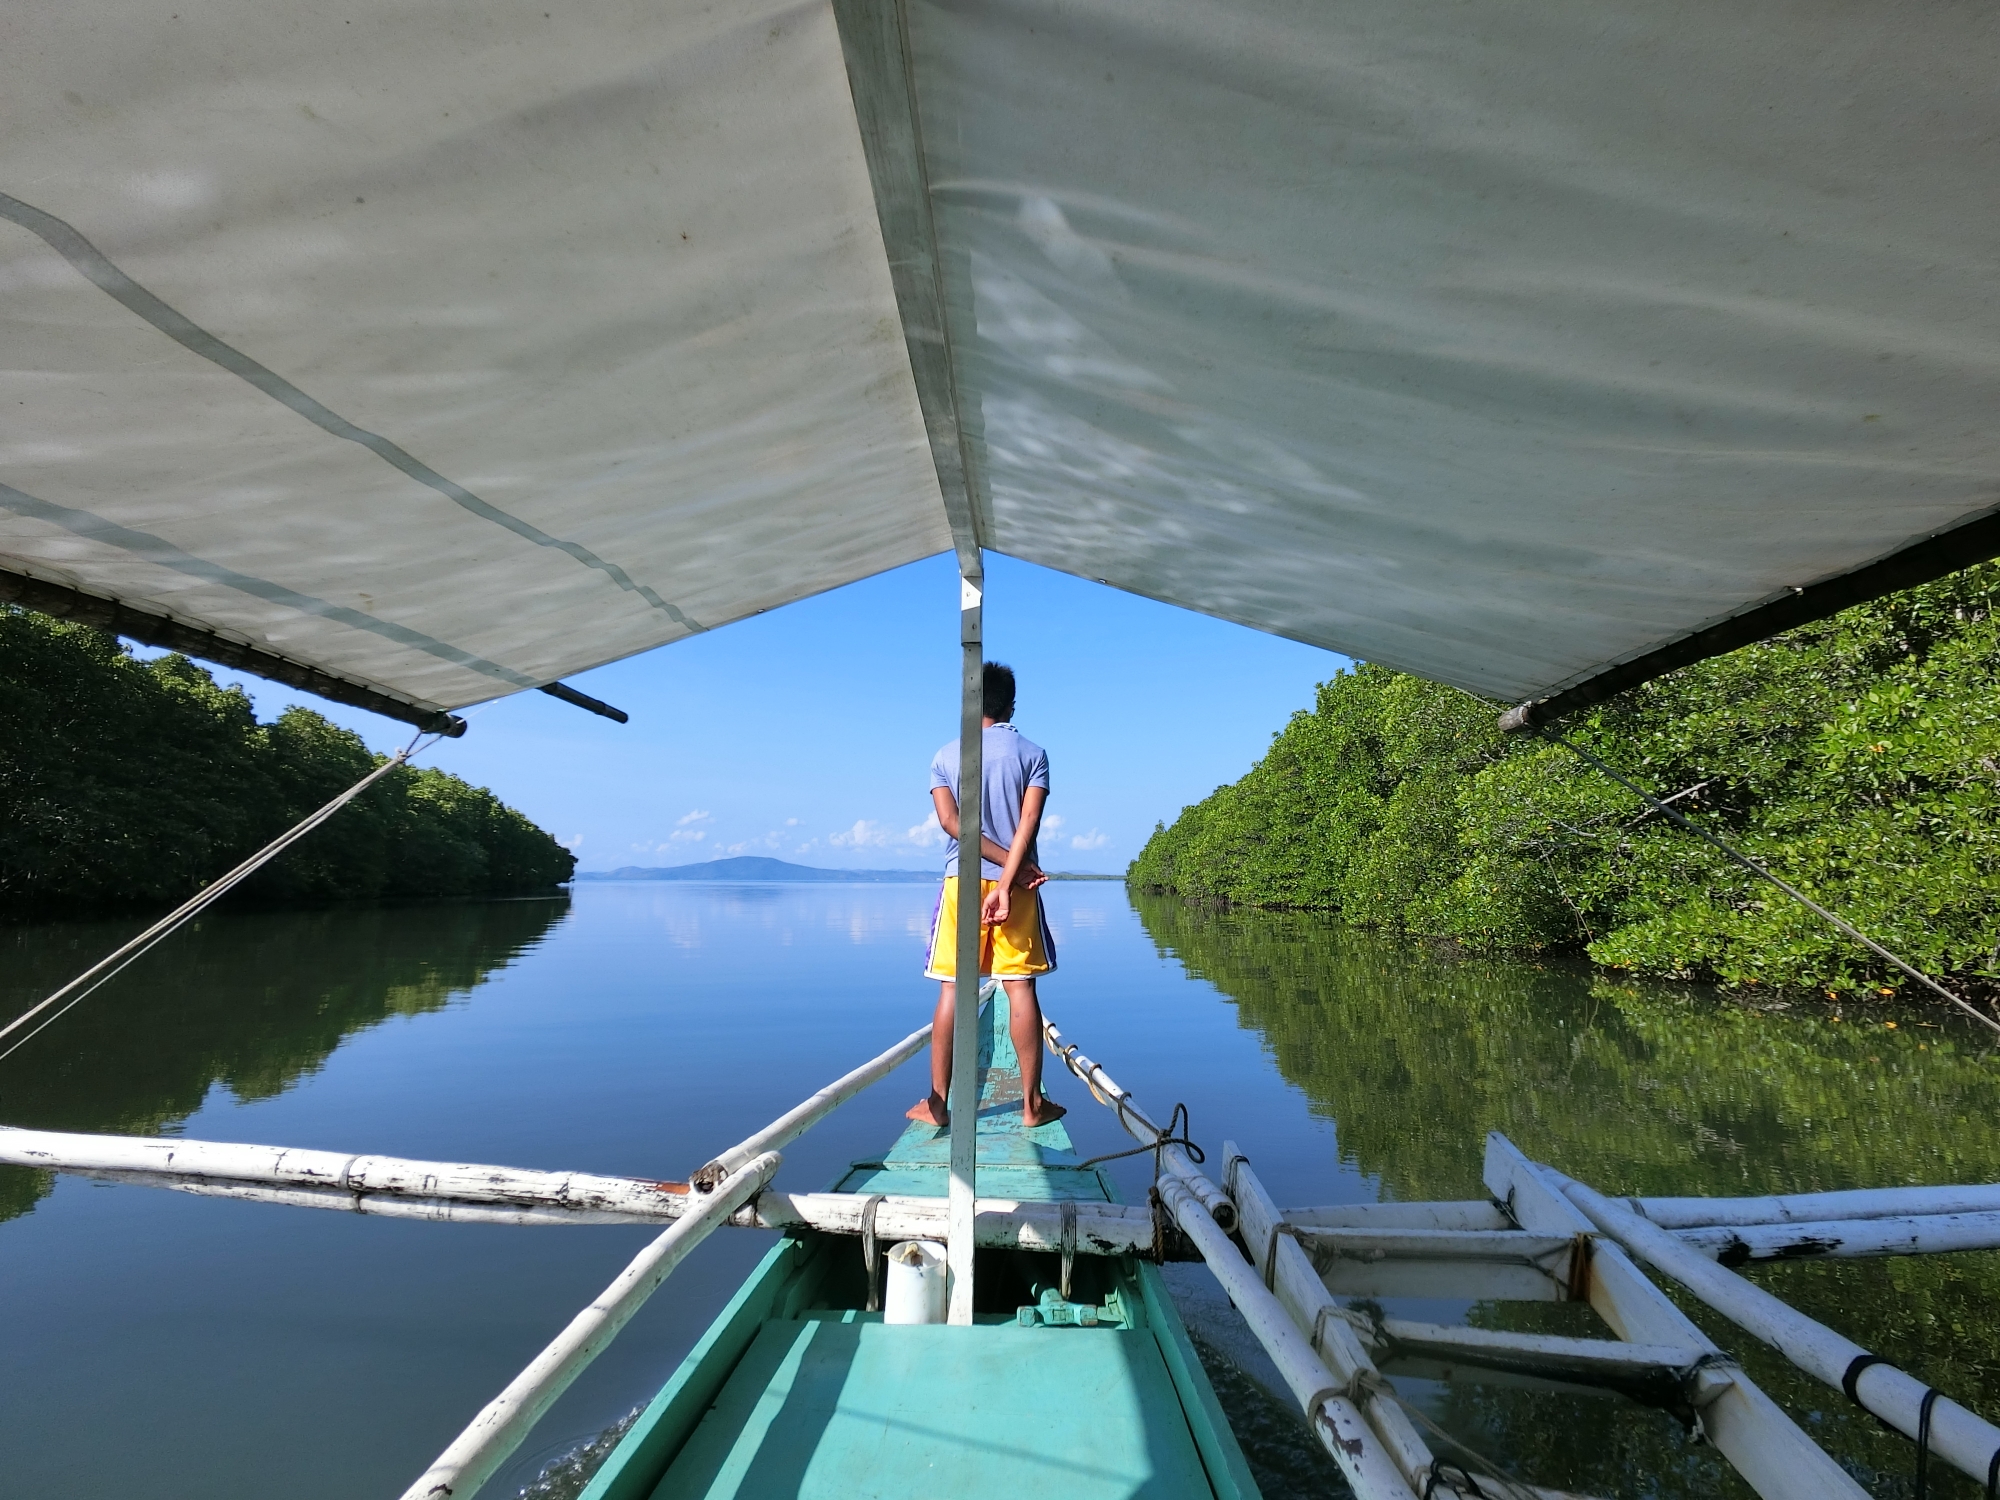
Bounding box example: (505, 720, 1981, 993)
(0, 566, 468, 736)
(536, 680, 628, 724)
(1498, 510, 2000, 733)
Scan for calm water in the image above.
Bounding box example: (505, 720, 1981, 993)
(2, 884, 1997, 1499)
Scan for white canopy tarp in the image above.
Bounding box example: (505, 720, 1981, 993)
(0, 0, 949, 717)
(3, 0, 1996, 717)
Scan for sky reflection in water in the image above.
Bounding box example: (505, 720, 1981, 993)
(2, 883, 1996, 1499)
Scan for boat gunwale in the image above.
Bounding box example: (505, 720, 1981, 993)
(577, 1235, 809, 1500)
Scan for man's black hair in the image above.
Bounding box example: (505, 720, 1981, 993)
(982, 661, 1017, 722)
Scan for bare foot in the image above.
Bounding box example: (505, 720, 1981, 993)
(1023, 1095, 1067, 1128)
(906, 1092, 948, 1126)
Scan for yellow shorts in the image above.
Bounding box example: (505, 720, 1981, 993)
(923, 878, 1057, 980)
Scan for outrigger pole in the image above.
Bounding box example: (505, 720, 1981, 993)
(948, 559, 984, 1323)
(1555, 1171, 2000, 1491)
(399, 1152, 781, 1500)
(13, 1016, 2000, 1497)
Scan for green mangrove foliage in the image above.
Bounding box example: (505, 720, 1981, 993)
(1136, 896, 2000, 1498)
(0, 607, 575, 915)
(1130, 563, 2000, 996)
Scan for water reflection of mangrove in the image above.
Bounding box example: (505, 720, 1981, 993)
(1134, 894, 2000, 1499)
(0, 897, 570, 1221)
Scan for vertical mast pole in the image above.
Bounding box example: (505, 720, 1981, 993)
(831, 0, 991, 1327)
(948, 561, 984, 1324)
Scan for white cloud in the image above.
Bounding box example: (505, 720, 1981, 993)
(675, 809, 712, 827)
(669, 827, 707, 843)
(562, 834, 584, 852)
(905, 812, 948, 849)
(1069, 828, 1110, 851)
(1041, 813, 1066, 834)
(785, 817, 801, 827)
(830, 819, 894, 848)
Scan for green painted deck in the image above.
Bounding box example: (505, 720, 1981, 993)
(579, 994, 1259, 1500)
(655, 1317, 1217, 1499)
(832, 988, 1113, 1204)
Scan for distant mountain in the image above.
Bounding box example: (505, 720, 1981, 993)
(578, 856, 936, 883)
(579, 856, 1119, 883)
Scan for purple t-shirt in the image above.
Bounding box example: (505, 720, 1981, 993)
(930, 724, 1050, 878)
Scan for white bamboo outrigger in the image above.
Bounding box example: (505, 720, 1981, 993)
(399, 1152, 782, 1500)
(1672, 1211, 2000, 1264)
(1632, 1183, 2000, 1229)
(1043, 1018, 1237, 1231)
(690, 1024, 932, 1188)
(1554, 1169, 2000, 1492)
(1484, 1135, 1873, 1500)
(0, 1124, 1165, 1250)
(9, 1012, 2000, 1500)
(1275, 1191, 2000, 1270)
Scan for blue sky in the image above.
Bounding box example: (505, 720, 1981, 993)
(166, 553, 1348, 874)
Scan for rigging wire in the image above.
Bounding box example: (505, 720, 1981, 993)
(1075, 1101, 1205, 1174)
(0, 728, 442, 1065)
(1538, 728, 2000, 1040)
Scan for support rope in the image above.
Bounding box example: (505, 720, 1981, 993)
(1327, 1359, 1537, 1500)
(1916, 1385, 1942, 1500)
(1076, 1101, 1206, 1175)
(859, 1194, 887, 1312)
(0, 728, 438, 1064)
(1059, 1199, 1077, 1300)
(1540, 729, 2000, 1038)
(1047, 1030, 1186, 1147)
(1078, 1101, 1204, 1265)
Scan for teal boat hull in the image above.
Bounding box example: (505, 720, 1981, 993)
(580, 995, 1260, 1500)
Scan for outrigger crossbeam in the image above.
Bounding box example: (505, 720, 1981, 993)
(9, 1016, 1999, 1500)
(0, 1128, 1167, 1253)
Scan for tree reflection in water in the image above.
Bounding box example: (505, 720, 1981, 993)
(1135, 893, 2000, 1499)
(0, 896, 570, 1221)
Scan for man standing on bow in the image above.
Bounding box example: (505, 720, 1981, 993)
(908, 661, 1065, 1130)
